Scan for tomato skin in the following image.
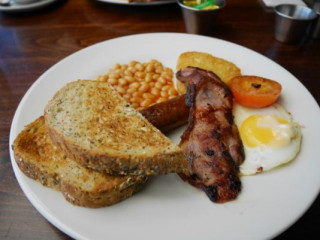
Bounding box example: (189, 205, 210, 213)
(229, 76, 282, 108)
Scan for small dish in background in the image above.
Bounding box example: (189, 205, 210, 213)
(177, 0, 226, 34)
(274, 4, 317, 43)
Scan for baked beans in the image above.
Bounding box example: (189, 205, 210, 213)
(97, 60, 179, 110)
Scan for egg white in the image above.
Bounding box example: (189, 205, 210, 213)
(233, 103, 302, 175)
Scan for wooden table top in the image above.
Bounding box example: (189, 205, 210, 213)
(1, 0, 319, 239)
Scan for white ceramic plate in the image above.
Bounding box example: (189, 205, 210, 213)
(0, 0, 57, 13)
(9, 33, 320, 240)
(95, 0, 175, 6)
(260, 0, 306, 8)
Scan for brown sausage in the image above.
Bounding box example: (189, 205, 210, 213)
(140, 94, 189, 133)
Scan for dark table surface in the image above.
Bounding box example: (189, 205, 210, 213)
(1, 0, 319, 239)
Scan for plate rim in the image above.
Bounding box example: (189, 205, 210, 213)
(0, 0, 58, 12)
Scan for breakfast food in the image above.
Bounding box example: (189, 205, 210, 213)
(97, 60, 179, 110)
(177, 67, 244, 203)
(176, 51, 301, 177)
(229, 76, 282, 108)
(44, 80, 188, 176)
(234, 103, 302, 175)
(12, 50, 302, 208)
(12, 117, 148, 208)
(140, 94, 189, 132)
(97, 59, 189, 132)
(175, 51, 242, 94)
(228, 76, 301, 175)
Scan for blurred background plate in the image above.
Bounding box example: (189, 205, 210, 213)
(0, 0, 58, 13)
(95, 0, 175, 6)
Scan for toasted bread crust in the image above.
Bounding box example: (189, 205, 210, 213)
(48, 123, 186, 175)
(15, 153, 61, 190)
(12, 117, 148, 208)
(44, 80, 187, 175)
(61, 180, 146, 208)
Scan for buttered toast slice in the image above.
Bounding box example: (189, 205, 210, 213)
(12, 117, 148, 208)
(44, 80, 187, 175)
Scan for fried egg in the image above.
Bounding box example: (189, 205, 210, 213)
(233, 103, 302, 175)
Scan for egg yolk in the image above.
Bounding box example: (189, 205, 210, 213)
(240, 115, 292, 148)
